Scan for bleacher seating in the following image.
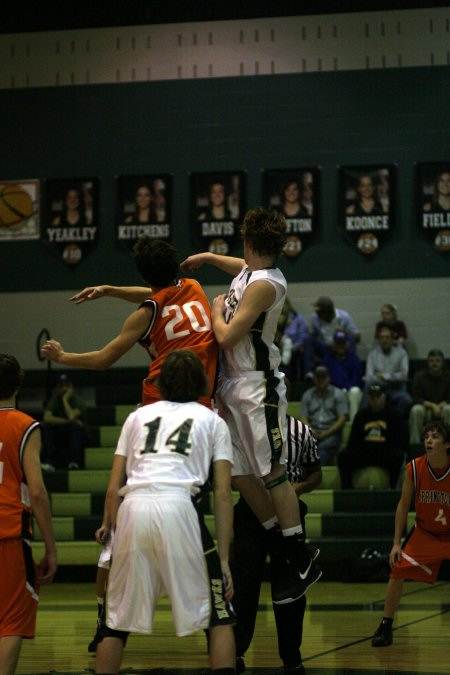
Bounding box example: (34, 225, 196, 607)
(24, 366, 441, 583)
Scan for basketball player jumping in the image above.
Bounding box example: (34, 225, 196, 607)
(181, 206, 321, 605)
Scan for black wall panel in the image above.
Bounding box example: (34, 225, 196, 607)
(0, 65, 448, 292)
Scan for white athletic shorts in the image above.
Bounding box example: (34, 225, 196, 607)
(106, 488, 211, 637)
(216, 370, 287, 478)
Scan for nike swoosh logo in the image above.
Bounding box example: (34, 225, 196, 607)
(299, 560, 312, 580)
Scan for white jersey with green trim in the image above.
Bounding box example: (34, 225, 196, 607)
(115, 400, 233, 496)
(221, 264, 287, 374)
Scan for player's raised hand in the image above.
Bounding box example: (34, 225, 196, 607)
(69, 286, 107, 304)
(41, 339, 64, 363)
(180, 253, 208, 272)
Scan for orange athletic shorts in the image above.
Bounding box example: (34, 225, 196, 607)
(390, 525, 450, 583)
(0, 538, 39, 638)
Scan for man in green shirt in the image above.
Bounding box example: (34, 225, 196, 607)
(409, 349, 450, 447)
(41, 373, 88, 470)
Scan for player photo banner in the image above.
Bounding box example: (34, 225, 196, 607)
(117, 175, 172, 250)
(416, 162, 450, 254)
(339, 165, 395, 256)
(190, 171, 246, 255)
(44, 178, 98, 266)
(263, 168, 319, 258)
(0, 179, 40, 241)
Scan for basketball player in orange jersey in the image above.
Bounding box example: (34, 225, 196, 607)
(41, 237, 218, 409)
(41, 236, 219, 653)
(0, 354, 57, 675)
(372, 420, 450, 647)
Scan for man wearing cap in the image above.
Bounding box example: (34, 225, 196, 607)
(337, 383, 407, 489)
(364, 325, 413, 418)
(321, 330, 363, 422)
(41, 374, 88, 471)
(303, 296, 360, 379)
(300, 365, 348, 465)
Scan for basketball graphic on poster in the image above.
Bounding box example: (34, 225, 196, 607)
(0, 184, 33, 229)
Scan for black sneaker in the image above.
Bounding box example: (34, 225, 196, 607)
(371, 621, 393, 647)
(236, 656, 246, 674)
(306, 543, 320, 561)
(284, 664, 306, 674)
(272, 554, 322, 605)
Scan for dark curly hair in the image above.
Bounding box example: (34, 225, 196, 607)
(157, 350, 208, 403)
(0, 353, 24, 400)
(133, 237, 179, 288)
(240, 207, 287, 256)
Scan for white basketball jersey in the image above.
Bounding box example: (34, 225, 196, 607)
(221, 265, 287, 373)
(115, 400, 233, 496)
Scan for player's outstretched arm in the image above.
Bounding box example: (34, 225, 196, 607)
(40, 306, 151, 370)
(181, 252, 244, 276)
(70, 285, 152, 305)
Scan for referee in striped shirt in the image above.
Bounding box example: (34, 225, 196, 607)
(232, 415, 322, 675)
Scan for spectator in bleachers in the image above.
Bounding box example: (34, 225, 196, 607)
(277, 298, 308, 382)
(321, 330, 363, 422)
(41, 374, 88, 471)
(337, 383, 406, 490)
(364, 326, 413, 418)
(409, 349, 450, 447)
(300, 365, 348, 466)
(374, 303, 408, 349)
(302, 296, 360, 379)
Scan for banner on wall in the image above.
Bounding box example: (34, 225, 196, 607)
(117, 175, 172, 250)
(338, 165, 395, 256)
(44, 178, 98, 266)
(416, 162, 450, 254)
(190, 171, 246, 255)
(0, 179, 40, 240)
(263, 168, 319, 258)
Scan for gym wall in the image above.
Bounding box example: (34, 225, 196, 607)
(0, 8, 449, 368)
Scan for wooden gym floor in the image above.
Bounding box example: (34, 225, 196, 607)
(16, 580, 450, 674)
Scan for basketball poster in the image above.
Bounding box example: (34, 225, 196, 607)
(44, 178, 98, 266)
(416, 162, 450, 254)
(117, 175, 172, 250)
(190, 171, 246, 255)
(338, 165, 396, 256)
(0, 179, 40, 240)
(263, 168, 320, 258)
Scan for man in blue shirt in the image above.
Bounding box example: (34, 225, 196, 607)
(300, 365, 348, 465)
(303, 296, 360, 378)
(322, 330, 363, 421)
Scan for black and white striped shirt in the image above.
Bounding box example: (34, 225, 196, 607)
(285, 415, 321, 484)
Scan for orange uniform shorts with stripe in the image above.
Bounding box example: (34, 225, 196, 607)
(390, 525, 450, 583)
(0, 538, 40, 638)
